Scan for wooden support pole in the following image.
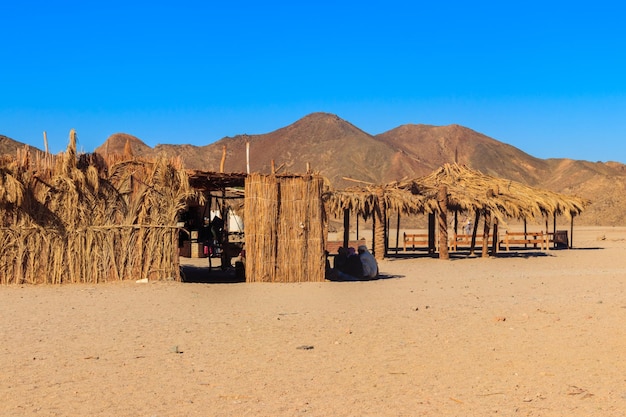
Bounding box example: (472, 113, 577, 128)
(570, 216, 574, 249)
(470, 209, 480, 256)
(553, 212, 557, 249)
(492, 217, 499, 255)
(481, 210, 491, 258)
(373, 187, 386, 260)
(428, 213, 436, 254)
(343, 209, 350, 249)
(43, 131, 49, 154)
(371, 212, 376, 257)
(395, 212, 401, 255)
(246, 142, 250, 174)
(437, 186, 449, 260)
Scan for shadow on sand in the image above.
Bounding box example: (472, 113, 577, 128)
(180, 265, 245, 284)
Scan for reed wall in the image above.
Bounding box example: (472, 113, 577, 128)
(0, 133, 194, 284)
(0, 225, 179, 284)
(245, 174, 326, 283)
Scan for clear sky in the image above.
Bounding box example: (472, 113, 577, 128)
(2, 1, 625, 162)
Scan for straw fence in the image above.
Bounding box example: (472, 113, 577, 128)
(0, 131, 195, 284)
(245, 173, 326, 282)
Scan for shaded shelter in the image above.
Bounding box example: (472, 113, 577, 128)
(399, 164, 588, 255)
(185, 171, 247, 268)
(324, 164, 588, 260)
(322, 183, 428, 260)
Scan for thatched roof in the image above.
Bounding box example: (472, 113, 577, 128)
(322, 183, 427, 218)
(406, 164, 588, 221)
(187, 171, 247, 191)
(324, 164, 588, 221)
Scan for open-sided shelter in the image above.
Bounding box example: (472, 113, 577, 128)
(323, 163, 588, 260)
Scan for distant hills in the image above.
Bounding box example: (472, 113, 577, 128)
(5, 112, 626, 225)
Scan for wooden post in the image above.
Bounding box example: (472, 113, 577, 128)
(492, 217, 499, 255)
(553, 212, 557, 249)
(343, 209, 350, 249)
(570, 216, 574, 249)
(371, 212, 376, 257)
(470, 209, 481, 256)
(373, 187, 386, 260)
(437, 186, 449, 260)
(43, 131, 49, 154)
(428, 213, 436, 254)
(246, 141, 250, 174)
(395, 212, 400, 255)
(482, 210, 491, 258)
(220, 190, 230, 268)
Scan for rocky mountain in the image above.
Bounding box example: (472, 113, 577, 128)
(0, 135, 46, 159)
(5, 112, 626, 225)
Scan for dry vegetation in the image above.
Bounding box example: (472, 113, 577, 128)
(0, 130, 196, 284)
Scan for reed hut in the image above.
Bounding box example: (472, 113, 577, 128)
(244, 173, 327, 282)
(0, 131, 195, 284)
(184, 171, 247, 265)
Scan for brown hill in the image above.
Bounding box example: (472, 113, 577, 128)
(375, 124, 552, 185)
(92, 113, 626, 226)
(0, 135, 42, 156)
(95, 133, 152, 156)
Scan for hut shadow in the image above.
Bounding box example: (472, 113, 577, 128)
(180, 265, 245, 284)
(385, 252, 439, 259)
(326, 273, 404, 282)
(493, 251, 552, 259)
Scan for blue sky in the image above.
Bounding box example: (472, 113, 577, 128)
(2, 1, 625, 162)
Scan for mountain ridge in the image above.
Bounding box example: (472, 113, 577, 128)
(3, 112, 626, 225)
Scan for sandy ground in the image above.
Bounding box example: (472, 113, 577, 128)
(2, 226, 626, 416)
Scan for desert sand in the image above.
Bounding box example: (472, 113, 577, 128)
(2, 226, 626, 416)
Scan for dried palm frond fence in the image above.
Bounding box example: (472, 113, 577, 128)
(0, 131, 196, 285)
(244, 173, 326, 282)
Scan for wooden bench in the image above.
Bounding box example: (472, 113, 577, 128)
(449, 233, 494, 251)
(326, 239, 367, 255)
(403, 232, 430, 251)
(500, 231, 548, 251)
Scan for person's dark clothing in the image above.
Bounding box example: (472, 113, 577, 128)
(343, 254, 364, 279)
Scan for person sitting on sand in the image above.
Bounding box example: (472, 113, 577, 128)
(331, 247, 363, 281)
(333, 247, 349, 271)
(358, 245, 378, 279)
